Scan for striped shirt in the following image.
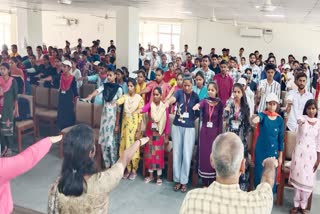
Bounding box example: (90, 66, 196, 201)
(180, 182, 273, 214)
(257, 79, 281, 113)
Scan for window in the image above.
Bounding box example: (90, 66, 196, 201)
(0, 14, 11, 46)
(158, 24, 181, 52)
(139, 22, 181, 52)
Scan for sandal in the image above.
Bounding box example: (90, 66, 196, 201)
(156, 178, 163, 186)
(289, 207, 299, 214)
(300, 209, 308, 214)
(144, 176, 154, 183)
(129, 172, 137, 180)
(181, 184, 188, 193)
(122, 171, 130, 179)
(174, 183, 182, 191)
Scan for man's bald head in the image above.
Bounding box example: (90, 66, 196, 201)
(211, 132, 244, 178)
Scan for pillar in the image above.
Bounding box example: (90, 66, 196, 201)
(15, 7, 43, 55)
(116, 6, 139, 76)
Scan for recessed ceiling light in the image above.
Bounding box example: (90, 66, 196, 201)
(57, 0, 72, 5)
(177, 11, 192, 14)
(265, 14, 285, 18)
(255, 6, 260, 9)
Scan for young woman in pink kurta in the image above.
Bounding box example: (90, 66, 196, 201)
(0, 136, 61, 214)
(289, 99, 320, 214)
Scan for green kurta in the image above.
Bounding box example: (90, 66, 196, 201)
(0, 79, 18, 145)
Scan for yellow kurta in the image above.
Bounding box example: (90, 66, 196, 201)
(117, 94, 144, 171)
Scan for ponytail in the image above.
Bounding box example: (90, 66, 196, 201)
(57, 124, 97, 196)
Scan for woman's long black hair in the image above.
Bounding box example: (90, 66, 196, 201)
(233, 83, 250, 133)
(58, 124, 97, 196)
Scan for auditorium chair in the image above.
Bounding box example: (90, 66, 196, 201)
(80, 83, 96, 98)
(92, 103, 103, 170)
(59, 101, 93, 158)
(15, 94, 36, 152)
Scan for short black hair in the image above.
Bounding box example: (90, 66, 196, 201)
(245, 68, 252, 73)
(220, 60, 228, 65)
(265, 63, 276, 71)
(156, 68, 164, 74)
(211, 54, 219, 59)
(295, 71, 307, 81)
(202, 55, 210, 61)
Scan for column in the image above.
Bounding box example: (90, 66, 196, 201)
(116, 6, 139, 75)
(15, 7, 43, 55)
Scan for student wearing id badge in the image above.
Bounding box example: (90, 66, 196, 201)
(252, 92, 284, 193)
(224, 83, 251, 191)
(165, 75, 200, 193)
(56, 60, 78, 130)
(139, 87, 170, 185)
(192, 81, 223, 187)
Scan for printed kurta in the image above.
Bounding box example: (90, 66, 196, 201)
(224, 99, 251, 190)
(98, 87, 123, 168)
(117, 94, 144, 172)
(142, 102, 170, 170)
(289, 116, 320, 192)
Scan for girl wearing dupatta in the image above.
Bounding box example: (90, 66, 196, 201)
(224, 83, 251, 191)
(140, 87, 170, 185)
(85, 69, 123, 169)
(192, 82, 223, 187)
(0, 63, 18, 156)
(57, 60, 78, 130)
(117, 78, 144, 180)
(252, 92, 284, 193)
(289, 99, 320, 213)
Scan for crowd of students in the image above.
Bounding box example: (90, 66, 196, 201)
(1, 40, 320, 213)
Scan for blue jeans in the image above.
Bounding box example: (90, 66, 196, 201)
(172, 125, 195, 185)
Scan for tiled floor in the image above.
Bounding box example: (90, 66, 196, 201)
(10, 134, 320, 214)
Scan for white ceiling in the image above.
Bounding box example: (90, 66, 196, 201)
(1, 0, 320, 24)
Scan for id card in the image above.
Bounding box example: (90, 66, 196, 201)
(183, 112, 189, 118)
(231, 120, 240, 129)
(27, 77, 30, 81)
(207, 122, 213, 128)
(61, 90, 66, 94)
(152, 122, 158, 129)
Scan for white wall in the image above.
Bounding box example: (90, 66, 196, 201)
(42, 12, 116, 48)
(40, 12, 320, 65)
(181, 20, 320, 65)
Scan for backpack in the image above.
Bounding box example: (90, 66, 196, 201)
(16, 97, 31, 121)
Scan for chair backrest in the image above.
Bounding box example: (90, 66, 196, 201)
(17, 94, 34, 118)
(93, 104, 103, 128)
(49, 88, 59, 109)
(35, 86, 50, 108)
(75, 101, 93, 125)
(81, 83, 96, 99)
(285, 131, 297, 160)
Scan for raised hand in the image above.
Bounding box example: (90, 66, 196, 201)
(49, 135, 63, 144)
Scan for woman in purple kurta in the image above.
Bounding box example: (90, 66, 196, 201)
(193, 82, 223, 186)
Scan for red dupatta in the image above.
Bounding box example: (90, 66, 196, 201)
(252, 110, 281, 184)
(60, 74, 74, 91)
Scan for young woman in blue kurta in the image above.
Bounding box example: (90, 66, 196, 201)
(252, 93, 284, 192)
